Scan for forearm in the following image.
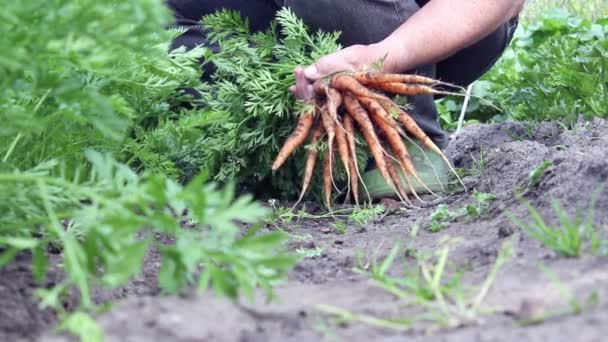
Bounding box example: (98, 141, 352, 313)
(377, 0, 525, 73)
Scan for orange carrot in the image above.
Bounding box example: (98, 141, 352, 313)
(323, 142, 334, 208)
(359, 96, 404, 137)
(320, 106, 336, 189)
(327, 87, 343, 121)
(367, 82, 461, 97)
(313, 79, 328, 96)
(384, 154, 412, 205)
(352, 72, 459, 88)
(343, 115, 360, 205)
(272, 110, 315, 171)
(331, 74, 386, 102)
(362, 96, 437, 200)
(343, 93, 395, 192)
(296, 121, 325, 204)
(335, 116, 351, 201)
(397, 109, 466, 191)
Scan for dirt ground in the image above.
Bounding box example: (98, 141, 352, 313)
(3, 119, 608, 342)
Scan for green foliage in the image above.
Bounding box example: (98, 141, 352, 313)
(136, 8, 342, 198)
(522, 0, 608, 22)
(2, 152, 296, 307)
(508, 195, 604, 257)
(1, 0, 298, 337)
(439, 10, 608, 129)
(0, 0, 206, 174)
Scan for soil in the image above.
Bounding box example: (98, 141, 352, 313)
(4, 119, 608, 342)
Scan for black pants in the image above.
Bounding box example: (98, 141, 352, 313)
(168, 0, 518, 148)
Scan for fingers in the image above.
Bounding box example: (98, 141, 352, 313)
(293, 66, 314, 100)
(291, 45, 371, 100)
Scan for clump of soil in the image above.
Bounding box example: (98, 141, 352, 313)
(5, 119, 608, 342)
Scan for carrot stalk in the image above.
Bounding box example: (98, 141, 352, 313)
(272, 110, 315, 171)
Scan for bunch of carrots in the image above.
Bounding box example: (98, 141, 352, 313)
(272, 72, 464, 208)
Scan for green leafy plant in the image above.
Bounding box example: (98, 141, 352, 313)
(136, 8, 344, 198)
(439, 10, 608, 128)
(1, 1, 302, 338)
(2, 152, 297, 306)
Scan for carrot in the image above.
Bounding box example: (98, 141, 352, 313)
(313, 79, 328, 96)
(359, 96, 404, 137)
(323, 142, 334, 209)
(320, 106, 337, 190)
(331, 74, 386, 102)
(343, 93, 395, 192)
(295, 121, 325, 205)
(335, 116, 351, 201)
(343, 115, 361, 205)
(367, 82, 462, 97)
(352, 72, 460, 89)
(397, 110, 467, 191)
(362, 96, 438, 200)
(327, 87, 343, 120)
(272, 110, 315, 171)
(384, 154, 412, 206)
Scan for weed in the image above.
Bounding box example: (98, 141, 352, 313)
(429, 205, 457, 232)
(518, 263, 600, 325)
(296, 246, 324, 259)
(469, 148, 488, 177)
(319, 238, 515, 331)
(508, 195, 603, 257)
(428, 190, 496, 232)
(266, 202, 386, 233)
(349, 204, 387, 228)
(527, 161, 554, 188)
(331, 220, 347, 235)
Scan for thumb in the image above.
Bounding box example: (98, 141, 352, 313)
(303, 64, 323, 81)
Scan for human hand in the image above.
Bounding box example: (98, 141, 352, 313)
(290, 43, 398, 100)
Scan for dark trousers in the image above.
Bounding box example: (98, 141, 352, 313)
(168, 0, 518, 148)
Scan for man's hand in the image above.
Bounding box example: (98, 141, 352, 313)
(290, 43, 401, 100)
(290, 0, 525, 101)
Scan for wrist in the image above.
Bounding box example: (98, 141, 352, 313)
(371, 37, 410, 73)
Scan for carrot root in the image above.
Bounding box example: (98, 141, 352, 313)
(272, 110, 315, 171)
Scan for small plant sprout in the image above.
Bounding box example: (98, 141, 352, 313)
(527, 161, 554, 188)
(470, 147, 488, 177)
(428, 190, 496, 232)
(508, 194, 602, 258)
(318, 238, 515, 331)
(517, 263, 600, 326)
(331, 220, 347, 235)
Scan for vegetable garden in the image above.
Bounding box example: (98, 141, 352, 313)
(1, 0, 608, 341)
